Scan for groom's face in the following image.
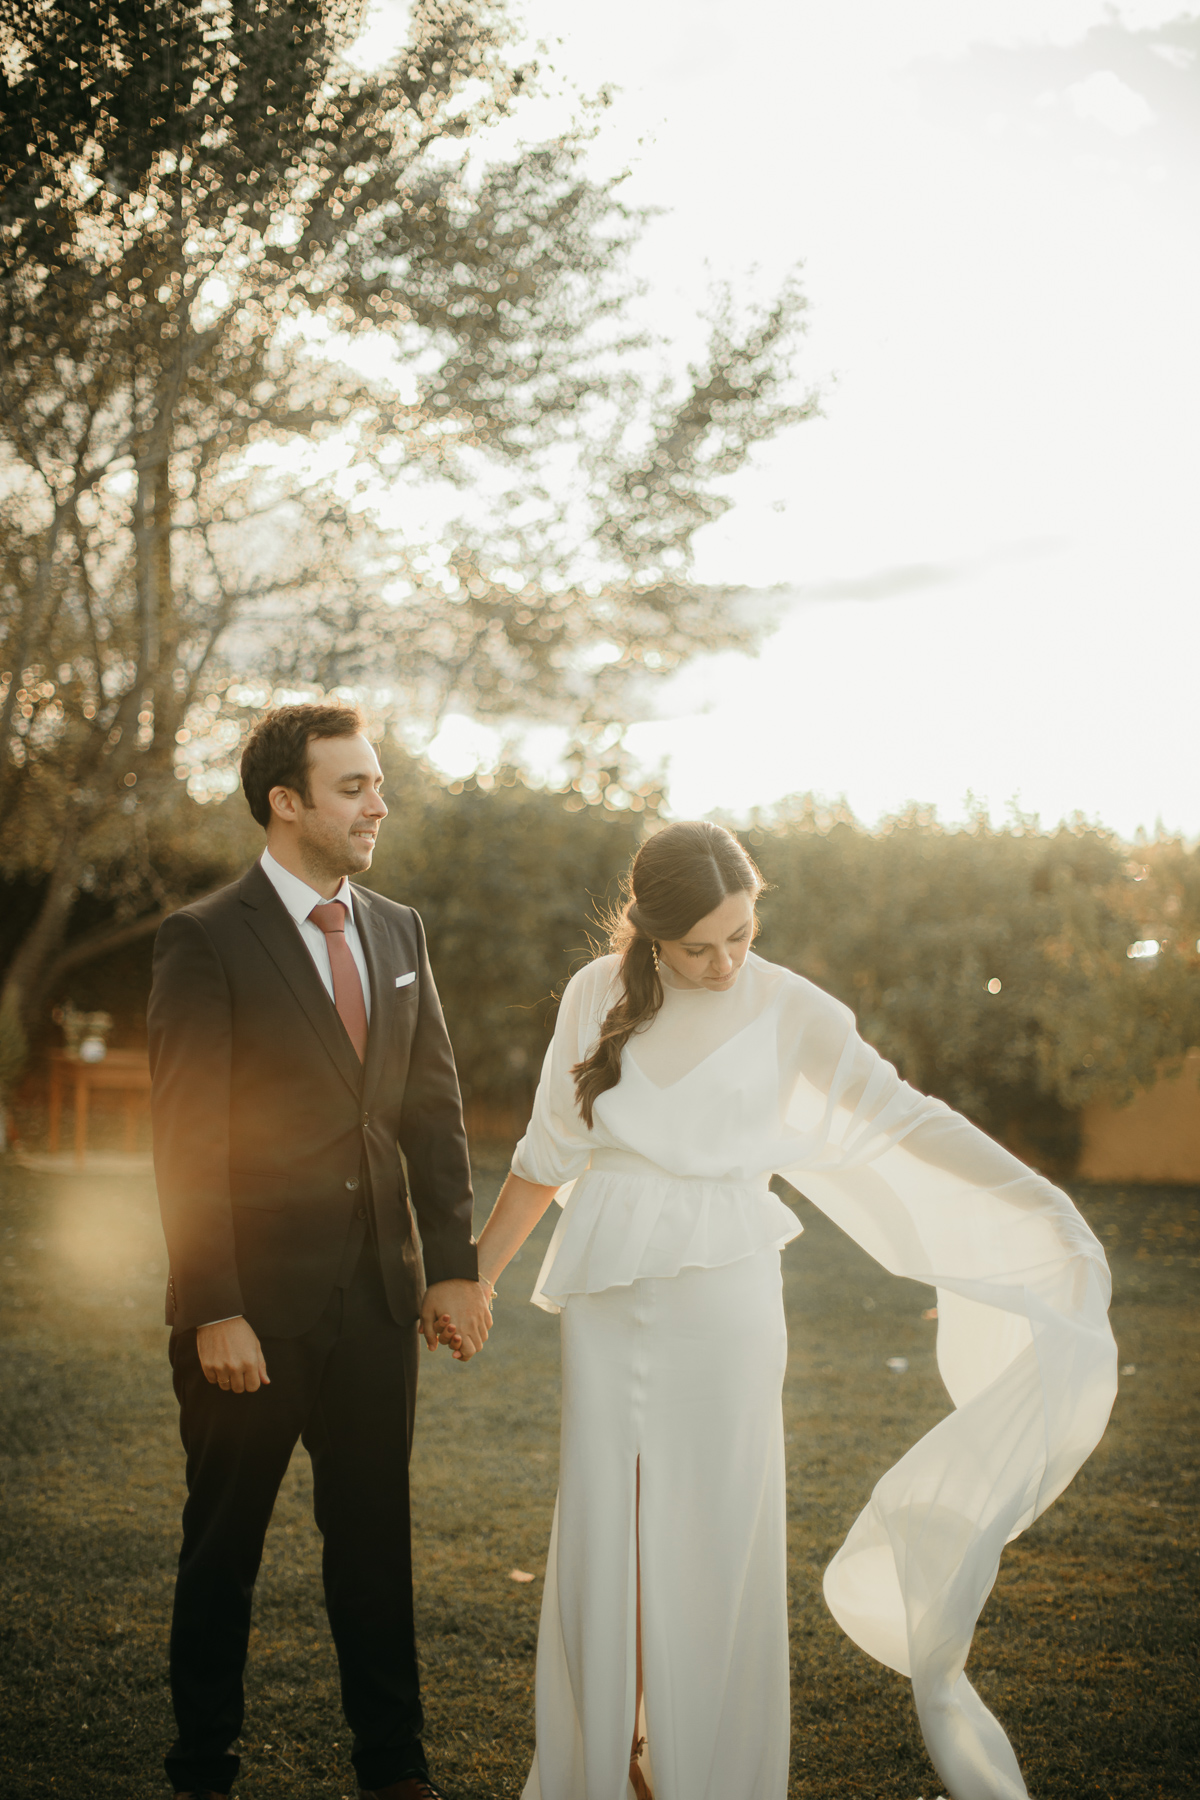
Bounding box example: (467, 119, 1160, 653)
(286, 732, 388, 881)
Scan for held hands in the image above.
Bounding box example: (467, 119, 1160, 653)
(421, 1278, 493, 1362)
(196, 1316, 270, 1393)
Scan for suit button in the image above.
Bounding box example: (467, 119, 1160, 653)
(345, 1178, 359, 1191)
(356, 1207, 367, 1220)
(361, 1112, 369, 1126)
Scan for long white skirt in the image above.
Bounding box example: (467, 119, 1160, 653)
(521, 1250, 790, 1800)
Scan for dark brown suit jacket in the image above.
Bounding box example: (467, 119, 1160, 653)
(148, 862, 476, 1337)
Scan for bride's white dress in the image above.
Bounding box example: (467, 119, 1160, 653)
(513, 951, 1117, 1800)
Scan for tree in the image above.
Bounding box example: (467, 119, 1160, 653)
(0, 0, 814, 1081)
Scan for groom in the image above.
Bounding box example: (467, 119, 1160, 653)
(148, 703, 490, 1800)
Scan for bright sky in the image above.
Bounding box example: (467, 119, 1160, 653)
(359, 1, 1200, 837)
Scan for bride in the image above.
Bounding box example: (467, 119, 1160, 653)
(470, 821, 1117, 1800)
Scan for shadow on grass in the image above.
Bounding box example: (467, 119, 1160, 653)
(1, 1154, 1196, 1798)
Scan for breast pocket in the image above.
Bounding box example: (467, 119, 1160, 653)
(383, 975, 419, 1047)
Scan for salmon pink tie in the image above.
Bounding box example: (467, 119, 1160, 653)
(308, 900, 368, 1062)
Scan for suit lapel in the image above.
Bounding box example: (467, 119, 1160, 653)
(352, 885, 406, 1108)
(239, 864, 364, 1098)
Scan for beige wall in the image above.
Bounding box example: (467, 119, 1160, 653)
(1078, 1048, 1200, 1185)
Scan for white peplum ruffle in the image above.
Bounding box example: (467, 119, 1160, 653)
(529, 1148, 802, 1314)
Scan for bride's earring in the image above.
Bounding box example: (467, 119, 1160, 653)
(651, 942, 661, 972)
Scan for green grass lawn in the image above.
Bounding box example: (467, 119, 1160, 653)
(1, 1153, 1196, 1799)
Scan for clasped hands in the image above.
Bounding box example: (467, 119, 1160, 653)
(420, 1277, 493, 1361)
(195, 1278, 493, 1394)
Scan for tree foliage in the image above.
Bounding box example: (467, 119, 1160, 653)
(749, 802, 1200, 1169)
(363, 743, 643, 1108)
(0, 0, 812, 1051)
(21, 755, 1200, 1168)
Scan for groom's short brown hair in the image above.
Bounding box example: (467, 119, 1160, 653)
(240, 703, 365, 828)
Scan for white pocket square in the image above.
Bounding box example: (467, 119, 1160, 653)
(395, 971, 416, 988)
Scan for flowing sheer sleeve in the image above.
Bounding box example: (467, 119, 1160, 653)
(511, 958, 617, 1190)
(777, 979, 1118, 1800)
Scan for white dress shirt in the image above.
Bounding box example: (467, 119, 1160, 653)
(259, 847, 371, 1022)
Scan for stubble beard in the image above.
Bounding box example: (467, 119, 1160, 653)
(297, 815, 376, 885)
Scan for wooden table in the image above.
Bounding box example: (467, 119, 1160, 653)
(48, 1049, 152, 1165)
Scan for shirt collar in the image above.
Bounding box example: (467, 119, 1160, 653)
(260, 847, 354, 927)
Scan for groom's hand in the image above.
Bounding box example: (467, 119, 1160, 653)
(421, 1280, 492, 1361)
(196, 1316, 270, 1393)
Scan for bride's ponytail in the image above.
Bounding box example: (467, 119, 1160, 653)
(571, 823, 762, 1128)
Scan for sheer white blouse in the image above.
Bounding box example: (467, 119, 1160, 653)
(512, 951, 1118, 1800)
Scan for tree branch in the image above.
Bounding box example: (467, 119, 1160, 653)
(42, 889, 222, 988)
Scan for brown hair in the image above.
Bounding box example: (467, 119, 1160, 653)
(239, 702, 365, 828)
(572, 821, 763, 1127)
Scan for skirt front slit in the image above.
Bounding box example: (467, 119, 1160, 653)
(522, 1248, 791, 1800)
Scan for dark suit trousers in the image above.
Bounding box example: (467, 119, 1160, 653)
(165, 1242, 423, 1793)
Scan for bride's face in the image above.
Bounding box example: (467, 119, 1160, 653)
(657, 889, 757, 991)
